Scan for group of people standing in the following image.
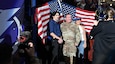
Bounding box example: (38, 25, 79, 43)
(1, 3, 115, 64)
(48, 11, 87, 64)
(48, 6, 115, 64)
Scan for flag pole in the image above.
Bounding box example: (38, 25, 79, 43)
(57, 0, 64, 22)
(57, 0, 62, 11)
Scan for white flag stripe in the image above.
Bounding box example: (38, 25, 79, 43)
(76, 14, 95, 19)
(84, 25, 93, 29)
(37, 20, 42, 27)
(38, 5, 50, 10)
(81, 22, 94, 26)
(37, 24, 42, 32)
(85, 29, 92, 32)
(43, 33, 47, 37)
(76, 9, 95, 16)
(41, 15, 50, 21)
(81, 19, 95, 23)
(42, 19, 49, 26)
(43, 25, 48, 31)
(37, 10, 50, 17)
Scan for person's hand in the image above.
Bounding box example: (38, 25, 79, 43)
(74, 42, 78, 46)
(18, 36, 27, 43)
(24, 42, 40, 64)
(58, 38, 63, 44)
(83, 43, 87, 48)
(25, 42, 35, 57)
(93, 20, 99, 26)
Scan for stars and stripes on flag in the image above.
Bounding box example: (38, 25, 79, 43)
(35, 1, 96, 44)
(49, 1, 76, 21)
(48, 1, 64, 23)
(76, 8, 96, 34)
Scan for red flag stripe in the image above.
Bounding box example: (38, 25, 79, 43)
(76, 8, 95, 15)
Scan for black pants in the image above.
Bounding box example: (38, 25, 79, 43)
(51, 39, 63, 64)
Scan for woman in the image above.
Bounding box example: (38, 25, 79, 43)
(75, 18, 87, 64)
(90, 7, 115, 64)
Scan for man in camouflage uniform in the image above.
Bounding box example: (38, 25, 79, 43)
(60, 14, 80, 64)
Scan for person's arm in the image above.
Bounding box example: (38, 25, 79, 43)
(50, 32, 63, 44)
(90, 21, 101, 39)
(25, 42, 40, 64)
(50, 33, 61, 40)
(29, 56, 40, 64)
(49, 20, 63, 44)
(49, 21, 60, 39)
(75, 25, 81, 46)
(82, 26, 87, 48)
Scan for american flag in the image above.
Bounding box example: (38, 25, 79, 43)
(48, 1, 64, 23)
(49, 1, 76, 20)
(76, 8, 96, 34)
(35, 1, 95, 44)
(49, 1, 96, 34)
(35, 3, 50, 44)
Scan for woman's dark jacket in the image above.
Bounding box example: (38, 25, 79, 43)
(90, 20, 115, 54)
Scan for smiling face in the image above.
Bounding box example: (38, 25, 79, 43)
(53, 12, 60, 22)
(76, 20, 81, 25)
(65, 14, 72, 23)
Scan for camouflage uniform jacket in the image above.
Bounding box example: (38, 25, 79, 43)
(61, 22, 80, 57)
